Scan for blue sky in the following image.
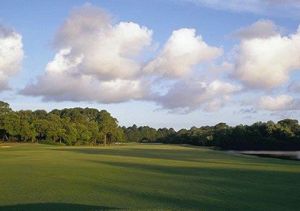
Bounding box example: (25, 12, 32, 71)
(0, 0, 299, 129)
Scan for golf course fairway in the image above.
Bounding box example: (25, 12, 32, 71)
(0, 143, 299, 210)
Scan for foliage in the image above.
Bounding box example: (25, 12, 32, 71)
(0, 100, 299, 149)
(0, 101, 124, 145)
(123, 120, 300, 150)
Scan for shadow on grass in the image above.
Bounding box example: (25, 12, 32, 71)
(0, 203, 119, 211)
(89, 160, 300, 210)
(52, 147, 227, 162)
(119, 161, 300, 204)
(95, 160, 300, 180)
(53, 147, 297, 166)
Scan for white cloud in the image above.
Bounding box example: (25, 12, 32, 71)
(54, 4, 111, 49)
(74, 21, 152, 79)
(22, 5, 152, 103)
(22, 5, 229, 112)
(53, 5, 153, 80)
(144, 28, 222, 78)
(21, 46, 147, 103)
(26, 5, 300, 114)
(233, 21, 300, 89)
(21, 72, 146, 103)
(45, 48, 83, 74)
(232, 20, 278, 40)
(153, 79, 240, 112)
(258, 95, 300, 111)
(0, 25, 23, 90)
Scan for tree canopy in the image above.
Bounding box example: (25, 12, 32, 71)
(0, 101, 124, 145)
(122, 120, 300, 150)
(0, 101, 299, 150)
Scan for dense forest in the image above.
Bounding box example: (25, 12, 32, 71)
(0, 101, 299, 150)
(123, 120, 300, 150)
(0, 101, 124, 145)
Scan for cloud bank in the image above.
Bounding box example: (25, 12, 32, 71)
(0, 25, 23, 90)
(20, 5, 300, 115)
(258, 95, 300, 111)
(22, 5, 235, 112)
(22, 5, 152, 103)
(153, 79, 240, 112)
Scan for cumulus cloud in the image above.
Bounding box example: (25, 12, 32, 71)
(54, 5, 111, 48)
(20, 5, 300, 114)
(144, 28, 222, 78)
(233, 21, 300, 89)
(21, 5, 152, 103)
(21, 46, 147, 103)
(0, 25, 23, 90)
(258, 95, 300, 111)
(54, 5, 152, 80)
(21, 72, 146, 103)
(232, 20, 278, 40)
(153, 79, 240, 112)
(27, 4, 300, 115)
(22, 4, 231, 112)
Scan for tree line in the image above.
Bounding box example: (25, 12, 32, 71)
(123, 120, 300, 150)
(1, 101, 299, 150)
(0, 101, 124, 145)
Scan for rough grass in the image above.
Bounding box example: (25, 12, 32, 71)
(0, 143, 299, 210)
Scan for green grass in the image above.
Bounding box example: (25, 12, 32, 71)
(0, 143, 299, 210)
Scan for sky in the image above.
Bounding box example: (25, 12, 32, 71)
(0, 0, 300, 129)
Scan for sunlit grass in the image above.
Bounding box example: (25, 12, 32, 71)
(0, 143, 299, 210)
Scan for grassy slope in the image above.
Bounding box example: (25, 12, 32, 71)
(0, 143, 299, 210)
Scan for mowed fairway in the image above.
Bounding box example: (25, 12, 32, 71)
(0, 144, 299, 210)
